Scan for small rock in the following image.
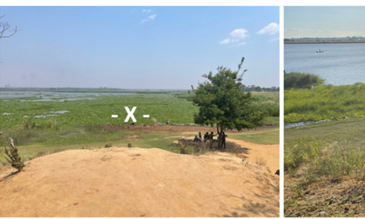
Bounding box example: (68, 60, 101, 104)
(74, 202, 79, 205)
(304, 191, 310, 195)
(344, 207, 349, 213)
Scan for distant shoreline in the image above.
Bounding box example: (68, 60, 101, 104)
(284, 41, 365, 44)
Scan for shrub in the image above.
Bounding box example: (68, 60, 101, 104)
(2, 137, 25, 171)
(284, 72, 325, 90)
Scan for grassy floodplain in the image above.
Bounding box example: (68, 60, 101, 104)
(0, 89, 279, 163)
(284, 83, 365, 217)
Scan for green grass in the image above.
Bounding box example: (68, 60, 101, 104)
(0, 129, 187, 163)
(284, 83, 365, 123)
(0, 124, 279, 164)
(284, 118, 365, 217)
(284, 117, 365, 175)
(285, 117, 365, 147)
(229, 128, 279, 144)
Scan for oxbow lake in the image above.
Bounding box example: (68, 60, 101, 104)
(285, 43, 365, 85)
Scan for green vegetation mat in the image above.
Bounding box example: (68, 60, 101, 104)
(1, 91, 279, 129)
(284, 83, 365, 123)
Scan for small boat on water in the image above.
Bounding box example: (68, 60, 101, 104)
(316, 49, 324, 53)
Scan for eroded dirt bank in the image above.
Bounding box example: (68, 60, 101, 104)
(0, 147, 279, 217)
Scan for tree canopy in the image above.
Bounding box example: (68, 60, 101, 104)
(191, 58, 266, 148)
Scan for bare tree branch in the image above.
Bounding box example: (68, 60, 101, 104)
(0, 14, 18, 39)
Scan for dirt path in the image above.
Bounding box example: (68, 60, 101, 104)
(0, 148, 279, 217)
(176, 136, 279, 174)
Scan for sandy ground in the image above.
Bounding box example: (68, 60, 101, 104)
(176, 136, 279, 174)
(227, 139, 279, 174)
(0, 147, 279, 217)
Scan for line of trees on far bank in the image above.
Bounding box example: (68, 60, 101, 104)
(241, 85, 279, 92)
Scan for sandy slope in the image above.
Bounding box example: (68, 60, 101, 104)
(0, 147, 279, 217)
(226, 139, 279, 173)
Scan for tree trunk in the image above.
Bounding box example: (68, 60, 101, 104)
(217, 126, 223, 149)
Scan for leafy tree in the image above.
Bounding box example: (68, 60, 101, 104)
(191, 57, 266, 149)
(254, 86, 262, 92)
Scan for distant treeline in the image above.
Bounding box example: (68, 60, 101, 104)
(284, 40, 365, 44)
(241, 85, 279, 92)
(284, 72, 324, 90)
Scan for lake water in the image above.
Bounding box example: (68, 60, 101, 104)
(285, 43, 365, 85)
(0, 91, 135, 99)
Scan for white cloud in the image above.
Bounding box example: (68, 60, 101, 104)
(142, 9, 151, 13)
(230, 29, 249, 39)
(148, 14, 156, 20)
(219, 28, 248, 46)
(141, 14, 157, 24)
(219, 38, 230, 44)
(257, 23, 279, 35)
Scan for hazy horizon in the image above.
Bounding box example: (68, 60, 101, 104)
(284, 6, 365, 38)
(0, 6, 279, 89)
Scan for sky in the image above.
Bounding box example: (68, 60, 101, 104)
(285, 6, 365, 38)
(0, 6, 279, 89)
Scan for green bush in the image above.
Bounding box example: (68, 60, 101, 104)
(284, 72, 325, 90)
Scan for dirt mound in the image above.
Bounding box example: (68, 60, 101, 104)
(0, 148, 279, 217)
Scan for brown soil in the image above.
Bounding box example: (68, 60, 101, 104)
(0, 148, 279, 217)
(175, 136, 279, 174)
